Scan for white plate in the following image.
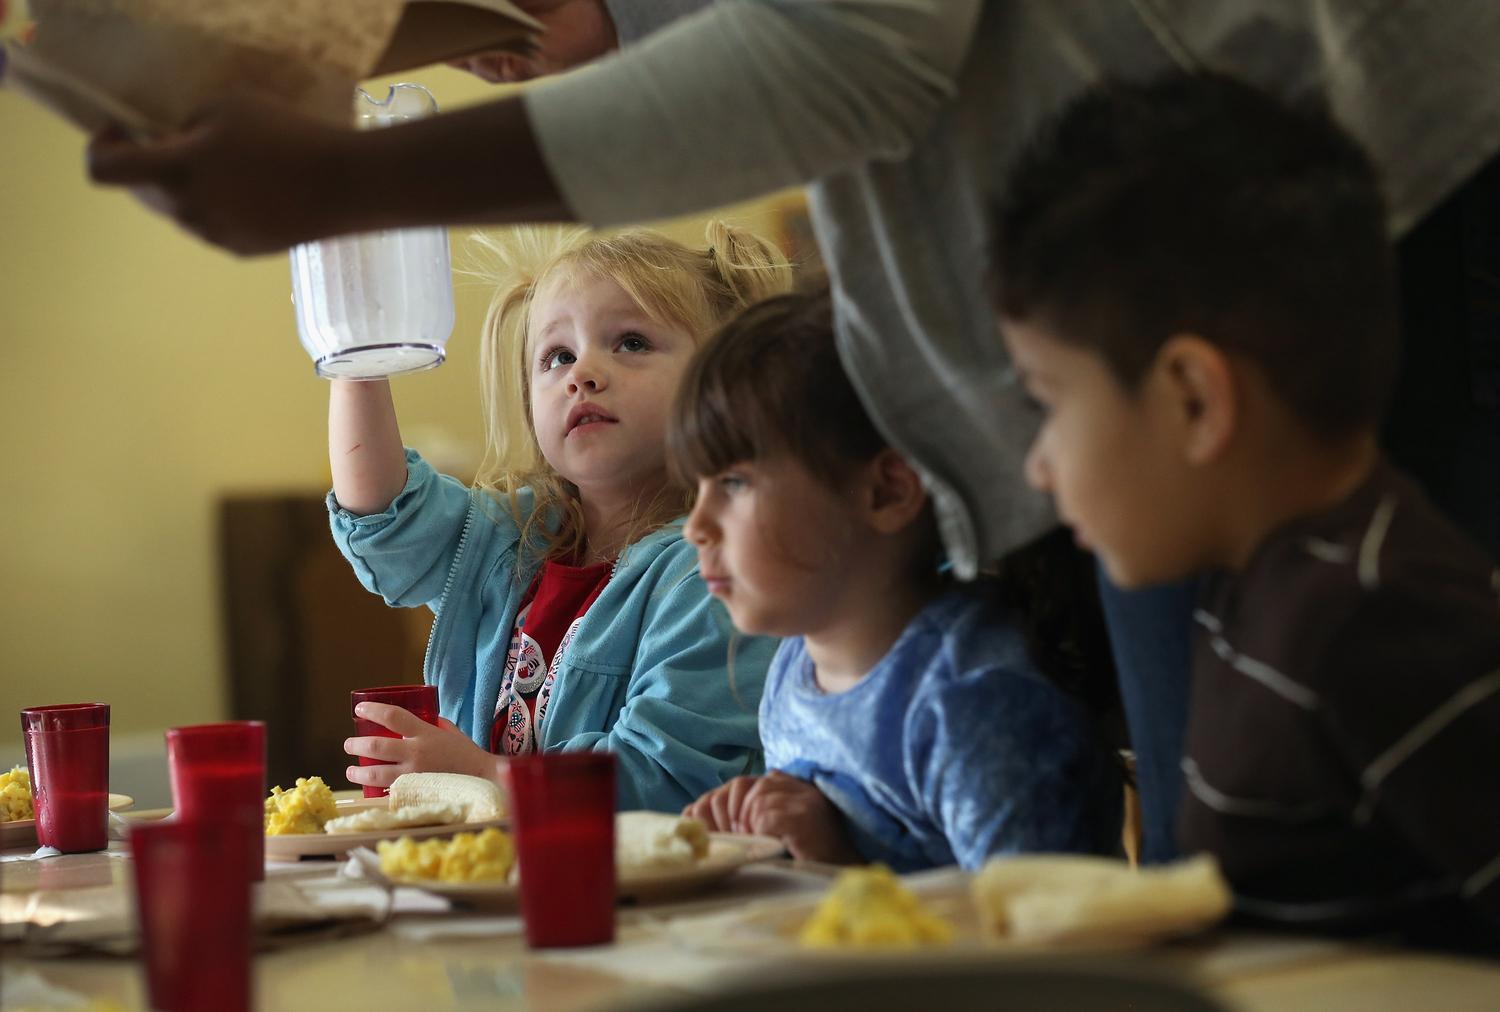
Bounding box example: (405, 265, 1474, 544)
(665, 868, 1205, 963)
(350, 830, 786, 910)
(265, 798, 508, 860)
(0, 793, 136, 848)
(618, 833, 787, 902)
(666, 871, 988, 962)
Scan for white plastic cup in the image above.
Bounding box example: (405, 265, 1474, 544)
(289, 83, 455, 380)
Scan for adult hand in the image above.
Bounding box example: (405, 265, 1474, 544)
(738, 772, 864, 865)
(450, 0, 616, 83)
(87, 88, 566, 253)
(682, 775, 762, 833)
(344, 702, 499, 790)
(86, 92, 358, 256)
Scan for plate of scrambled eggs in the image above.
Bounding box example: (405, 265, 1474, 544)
(667, 857, 1233, 960)
(263, 774, 511, 859)
(349, 812, 785, 909)
(0, 765, 135, 848)
(679, 865, 977, 959)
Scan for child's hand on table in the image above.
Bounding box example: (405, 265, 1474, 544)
(740, 771, 864, 864)
(683, 774, 762, 833)
(345, 702, 501, 790)
(687, 771, 863, 865)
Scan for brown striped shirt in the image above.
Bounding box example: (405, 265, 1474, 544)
(1180, 460, 1500, 935)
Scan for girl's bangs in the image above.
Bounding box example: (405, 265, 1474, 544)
(668, 346, 778, 484)
(558, 240, 708, 340)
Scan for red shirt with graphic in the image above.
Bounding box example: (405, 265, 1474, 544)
(489, 556, 613, 756)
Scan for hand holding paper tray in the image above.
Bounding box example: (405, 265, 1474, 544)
(2, 0, 541, 134)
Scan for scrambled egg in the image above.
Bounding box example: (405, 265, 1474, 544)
(377, 828, 516, 883)
(264, 776, 337, 835)
(1, 766, 33, 822)
(799, 865, 955, 949)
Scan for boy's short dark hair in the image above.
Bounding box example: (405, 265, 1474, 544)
(991, 71, 1397, 438)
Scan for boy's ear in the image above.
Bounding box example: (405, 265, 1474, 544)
(865, 449, 930, 534)
(1154, 334, 1237, 466)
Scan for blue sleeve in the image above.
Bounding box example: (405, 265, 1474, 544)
(327, 448, 493, 610)
(528, 0, 983, 225)
(909, 665, 1122, 870)
(559, 569, 775, 812)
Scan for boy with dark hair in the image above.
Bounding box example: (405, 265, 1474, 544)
(992, 71, 1500, 942)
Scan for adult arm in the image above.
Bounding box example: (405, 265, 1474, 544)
(604, 0, 713, 43)
(529, 0, 983, 225)
(86, 92, 566, 255)
(86, 0, 981, 253)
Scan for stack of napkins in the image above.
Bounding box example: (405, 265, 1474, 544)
(3, 0, 540, 133)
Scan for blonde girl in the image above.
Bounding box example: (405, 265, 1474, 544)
(330, 223, 793, 810)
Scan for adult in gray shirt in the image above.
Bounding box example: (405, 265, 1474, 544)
(88, 0, 1500, 862)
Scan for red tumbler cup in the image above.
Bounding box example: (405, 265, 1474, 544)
(129, 819, 253, 1012)
(507, 752, 617, 948)
(166, 721, 267, 881)
(20, 703, 110, 853)
(350, 684, 440, 798)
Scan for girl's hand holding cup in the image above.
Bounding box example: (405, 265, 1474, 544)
(345, 698, 499, 792)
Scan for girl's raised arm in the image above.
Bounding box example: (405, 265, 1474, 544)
(329, 380, 409, 516)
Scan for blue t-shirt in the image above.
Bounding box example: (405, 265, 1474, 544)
(760, 588, 1122, 871)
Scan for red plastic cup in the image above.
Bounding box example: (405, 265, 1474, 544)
(20, 703, 110, 853)
(507, 752, 617, 948)
(166, 721, 266, 882)
(350, 684, 440, 798)
(130, 819, 253, 1012)
(21, 703, 110, 732)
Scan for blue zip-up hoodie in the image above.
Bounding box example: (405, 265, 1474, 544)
(328, 449, 772, 812)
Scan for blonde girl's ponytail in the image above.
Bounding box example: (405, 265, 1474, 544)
(702, 220, 796, 318)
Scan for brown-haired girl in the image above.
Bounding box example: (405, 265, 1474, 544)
(675, 289, 1123, 869)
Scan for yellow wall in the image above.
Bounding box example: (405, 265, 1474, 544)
(0, 65, 797, 764)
